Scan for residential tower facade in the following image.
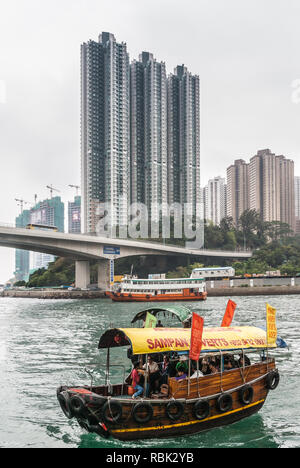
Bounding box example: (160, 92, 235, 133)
(81, 32, 130, 233)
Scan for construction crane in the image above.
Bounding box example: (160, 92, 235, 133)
(15, 198, 32, 213)
(68, 185, 80, 196)
(46, 185, 61, 199)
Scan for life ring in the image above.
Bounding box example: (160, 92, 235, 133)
(216, 393, 233, 413)
(101, 401, 123, 424)
(266, 371, 280, 390)
(193, 400, 210, 420)
(69, 395, 87, 417)
(57, 392, 73, 419)
(166, 401, 184, 421)
(132, 402, 154, 424)
(238, 385, 254, 405)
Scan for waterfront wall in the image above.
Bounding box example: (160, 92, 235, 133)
(206, 276, 300, 296)
(206, 277, 300, 289)
(208, 285, 300, 297)
(1, 289, 107, 300)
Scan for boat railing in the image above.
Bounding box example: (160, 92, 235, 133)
(168, 357, 275, 401)
(85, 363, 126, 395)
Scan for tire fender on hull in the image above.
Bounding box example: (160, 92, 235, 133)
(57, 392, 73, 419)
(238, 385, 254, 405)
(216, 393, 233, 413)
(69, 395, 87, 417)
(101, 401, 123, 424)
(266, 370, 280, 390)
(132, 402, 154, 424)
(193, 400, 210, 420)
(166, 401, 184, 421)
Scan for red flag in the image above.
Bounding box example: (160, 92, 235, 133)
(221, 299, 237, 327)
(190, 313, 204, 361)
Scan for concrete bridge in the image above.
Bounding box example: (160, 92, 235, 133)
(0, 225, 252, 290)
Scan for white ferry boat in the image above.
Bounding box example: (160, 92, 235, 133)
(108, 277, 207, 302)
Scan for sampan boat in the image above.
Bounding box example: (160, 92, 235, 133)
(57, 326, 282, 441)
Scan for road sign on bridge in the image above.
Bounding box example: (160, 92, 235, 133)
(103, 246, 121, 256)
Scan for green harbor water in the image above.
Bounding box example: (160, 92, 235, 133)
(0, 295, 299, 448)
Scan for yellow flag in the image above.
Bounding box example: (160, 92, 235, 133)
(144, 312, 157, 328)
(266, 304, 277, 346)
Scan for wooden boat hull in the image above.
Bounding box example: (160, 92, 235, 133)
(109, 399, 266, 441)
(108, 292, 208, 302)
(57, 360, 278, 441)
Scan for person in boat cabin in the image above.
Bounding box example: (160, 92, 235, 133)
(223, 355, 238, 370)
(200, 357, 211, 375)
(159, 355, 172, 384)
(175, 363, 188, 381)
(156, 320, 164, 327)
(238, 354, 251, 367)
(191, 362, 204, 378)
(131, 362, 144, 399)
(143, 356, 160, 395)
(208, 358, 220, 374)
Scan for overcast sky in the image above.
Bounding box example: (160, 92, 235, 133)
(0, 0, 300, 282)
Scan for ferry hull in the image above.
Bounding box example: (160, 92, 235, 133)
(108, 292, 208, 302)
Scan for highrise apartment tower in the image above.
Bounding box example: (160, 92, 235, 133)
(278, 155, 295, 231)
(81, 32, 130, 233)
(203, 176, 227, 225)
(249, 149, 295, 229)
(130, 52, 168, 221)
(226, 159, 249, 225)
(295, 176, 300, 234)
(167, 65, 201, 214)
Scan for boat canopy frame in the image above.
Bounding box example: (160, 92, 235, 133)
(131, 305, 192, 326)
(98, 326, 278, 356)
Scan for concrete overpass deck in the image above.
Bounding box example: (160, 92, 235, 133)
(0, 225, 252, 289)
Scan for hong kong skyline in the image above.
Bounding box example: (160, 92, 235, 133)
(0, 0, 300, 282)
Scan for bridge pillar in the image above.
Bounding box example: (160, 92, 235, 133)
(98, 259, 110, 291)
(75, 261, 90, 289)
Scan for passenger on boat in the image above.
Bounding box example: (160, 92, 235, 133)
(224, 354, 239, 369)
(159, 355, 172, 385)
(191, 363, 204, 378)
(175, 360, 188, 377)
(238, 354, 251, 367)
(223, 355, 236, 370)
(143, 356, 160, 395)
(175, 364, 187, 381)
(131, 362, 144, 399)
(208, 361, 219, 374)
(157, 320, 164, 327)
(200, 357, 211, 375)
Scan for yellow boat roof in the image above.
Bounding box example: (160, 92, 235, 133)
(98, 326, 275, 355)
